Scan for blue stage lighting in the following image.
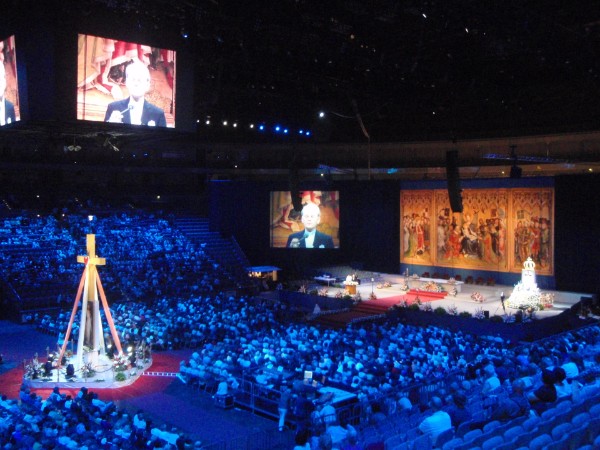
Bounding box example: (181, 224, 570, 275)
(298, 129, 304, 135)
(283, 128, 289, 134)
(259, 125, 265, 131)
(275, 125, 281, 132)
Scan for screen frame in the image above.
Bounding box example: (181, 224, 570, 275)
(1, 35, 20, 125)
(270, 190, 340, 249)
(76, 33, 176, 128)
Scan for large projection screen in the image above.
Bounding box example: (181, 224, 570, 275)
(77, 34, 176, 128)
(1, 35, 20, 125)
(271, 190, 340, 249)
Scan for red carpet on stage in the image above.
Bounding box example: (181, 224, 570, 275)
(371, 290, 447, 307)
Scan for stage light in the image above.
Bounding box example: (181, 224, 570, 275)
(283, 128, 289, 134)
(319, 111, 326, 118)
(249, 124, 254, 129)
(222, 120, 228, 126)
(233, 122, 238, 128)
(205, 119, 210, 125)
(259, 125, 265, 131)
(298, 129, 304, 135)
(275, 125, 281, 132)
(305, 131, 311, 136)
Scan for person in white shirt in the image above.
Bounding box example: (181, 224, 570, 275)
(418, 396, 452, 446)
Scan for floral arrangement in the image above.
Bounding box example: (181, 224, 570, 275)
(411, 274, 420, 279)
(471, 292, 485, 303)
(24, 359, 44, 380)
(447, 277, 457, 284)
(115, 371, 127, 382)
(507, 293, 543, 311)
(334, 291, 344, 299)
(113, 353, 130, 372)
(473, 307, 486, 319)
(81, 363, 96, 379)
(398, 299, 410, 308)
(421, 302, 433, 312)
(344, 280, 359, 286)
(369, 292, 377, 301)
(383, 281, 392, 288)
(539, 292, 554, 308)
(449, 287, 458, 297)
(421, 281, 444, 293)
(318, 288, 329, 297)
(399, 281, 409, 291)
(298, 284, 307, 294)
(446, 304, 459, 316)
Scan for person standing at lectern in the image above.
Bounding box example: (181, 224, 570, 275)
(0, 62, 16, 126)
(104, 60, 166, 127)
(286, 203, 334, 248)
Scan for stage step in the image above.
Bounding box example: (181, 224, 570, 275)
(142, 371, 179, 377)
(407, 289, 447, 299)
(353, 303, 390, 314)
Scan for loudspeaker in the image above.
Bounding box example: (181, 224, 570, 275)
(510, 164, 522, 179)
(446, 150, 463, 213)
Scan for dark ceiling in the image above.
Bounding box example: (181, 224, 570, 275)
(3, 0, 600, 179)
(184, 0, 600, 143)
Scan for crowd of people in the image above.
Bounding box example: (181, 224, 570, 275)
(0, 386, 200, 449)
(2, 203, 600, 449)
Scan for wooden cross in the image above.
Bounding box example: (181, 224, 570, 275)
(77, 234, 106, 267)
(57, 234, 123, 369)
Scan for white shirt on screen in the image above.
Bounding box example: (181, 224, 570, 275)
(304, 230, 316, 248)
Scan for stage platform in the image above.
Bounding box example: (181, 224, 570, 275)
(306, 273, 590, 320)
(23, 357, 153, 390)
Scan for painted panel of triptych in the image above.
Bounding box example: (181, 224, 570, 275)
(400, 187, 554, 275)
(400, 190, 435, 266)
(508, 188, 554, 275)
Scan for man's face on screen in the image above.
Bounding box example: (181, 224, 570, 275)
(301, 206, 320, 231)
(125, 63, 151, 101)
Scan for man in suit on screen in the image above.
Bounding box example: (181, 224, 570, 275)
(104, 60, 166, 127)
(287, 203, 335, 248)
(0, 62, 16, 126)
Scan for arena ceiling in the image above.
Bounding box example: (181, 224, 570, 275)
(3, 0, 600, 180)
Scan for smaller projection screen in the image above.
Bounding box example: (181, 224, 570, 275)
(77, 34, 176, 128)
(270, 190, 339, 248)
(1, 35, 20, 125)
